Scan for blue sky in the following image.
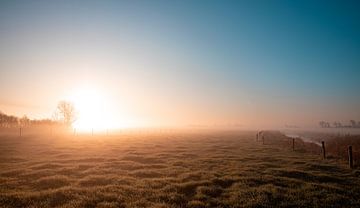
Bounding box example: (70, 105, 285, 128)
(0, 0, 359, 128)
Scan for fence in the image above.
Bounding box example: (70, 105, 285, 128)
(0, 126, 181, 138)
(256, 131, 359, 169)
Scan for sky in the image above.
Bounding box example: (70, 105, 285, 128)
(0, 0, 359, 129)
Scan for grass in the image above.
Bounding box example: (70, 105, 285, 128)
(280, 131, 360, 165)
(0, 130, 360, 207)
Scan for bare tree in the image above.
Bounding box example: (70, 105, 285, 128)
(325, 122, 331, 128)
(56, 101, 77, 126)
(0, 112, 18, 128)
(337, 122, 343, 128)
(350, 120, 356, 128)
(319, 121, 331, 128)
(333, 122, 338, 128)
(19, 115, 30, 127)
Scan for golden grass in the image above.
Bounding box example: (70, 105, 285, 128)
(0, 130, 359, 207)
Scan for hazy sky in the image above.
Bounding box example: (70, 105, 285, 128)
(0, 0, 359, 128)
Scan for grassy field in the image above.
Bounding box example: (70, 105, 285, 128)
(1, 130, 360, 207)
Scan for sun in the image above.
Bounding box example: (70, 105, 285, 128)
(67, 88, 118, 132)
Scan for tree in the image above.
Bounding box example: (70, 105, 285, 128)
(56, 101, 77, 126)
(333, 121, 342, 128)
(333, 122, 338, 128)
(319, 121, 331, 128)
(19, 115, 30, 127)
(0, 112, 18, 128)
(350, 120, 356, 128)
(325, 122, 331, 128)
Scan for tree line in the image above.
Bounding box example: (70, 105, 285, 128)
(0, 101, 76, 128)
(319, 120, 360, 128)
(0, 112, 56, 128)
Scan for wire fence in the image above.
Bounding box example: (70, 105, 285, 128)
(1, 127, 358, 168)
(257, 131, 359, 169)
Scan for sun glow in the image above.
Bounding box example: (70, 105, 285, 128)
(67, 88, 119, 132)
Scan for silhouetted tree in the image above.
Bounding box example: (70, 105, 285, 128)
(350, 120, 356, 128)
(0, 112, 18, 127)
(56, 101, 77, 126)
(0, 111, 62, 128)
(19, 115, 30, 127)
(333, 121, 342, 128)
(32, 119, 57, 125)
(325, 122, 330, 128)
(319, 121, 331, 128)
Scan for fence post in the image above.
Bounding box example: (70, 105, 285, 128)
(262, 135, 264, 145)
(292, 138, 295, 151)
(321, 141, 326, 159)
(19, 127, 22, 137)
(348, 146, 353, 169)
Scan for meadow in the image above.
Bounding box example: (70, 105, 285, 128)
(1, 129, 360, 207)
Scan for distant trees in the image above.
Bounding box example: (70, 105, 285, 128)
(55, 101, 77, 126)
(19, 115, 30, 127)
(31, 119, 57, 126)
(333, 122, 342, 128)
(0, 112, 58, 128)
(319, 120, 360, 128)
(0, 112, 19, 127)
(350, 120, 356, 128)
(0, 101, 76, 128)
(319, 121, 330, 128)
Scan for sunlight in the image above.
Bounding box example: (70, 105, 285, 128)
(67, 88, 119, 132)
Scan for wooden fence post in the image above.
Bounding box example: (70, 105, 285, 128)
(348, 146, 353, 169)
(19, 127, 22, 137)
(321, 141, 326, 159)
(262, 135, 264, 145)
(292, 138, 295, 151)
